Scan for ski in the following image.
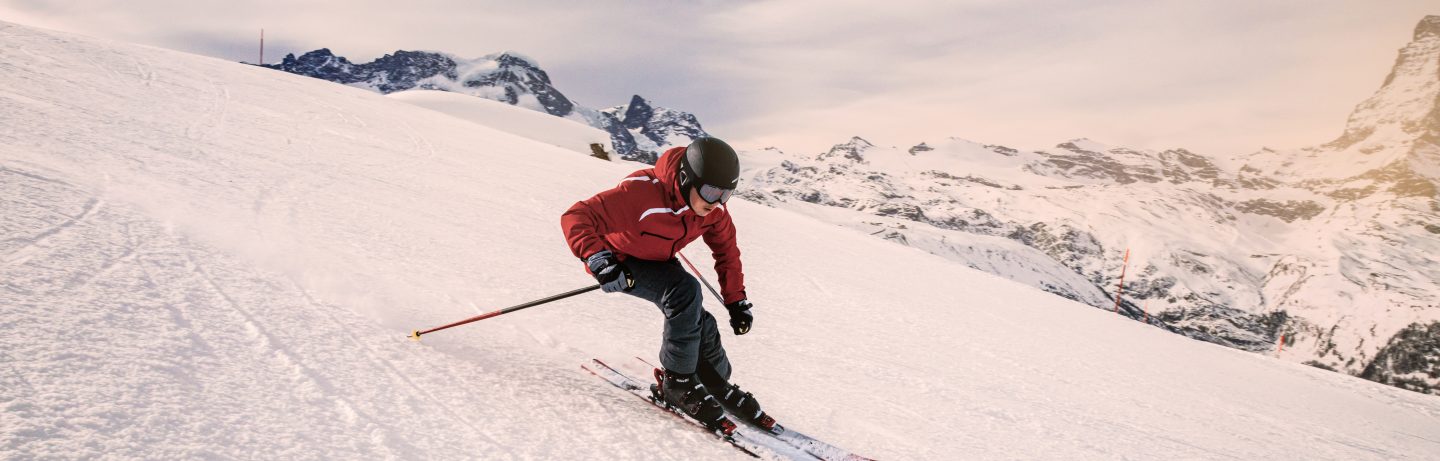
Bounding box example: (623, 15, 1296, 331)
(583, 359, 821, 460)
(768, 429, 876, 461)
(630, 357, 875, 461)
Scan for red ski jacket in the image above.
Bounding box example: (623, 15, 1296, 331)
(561, 146, 747, 304)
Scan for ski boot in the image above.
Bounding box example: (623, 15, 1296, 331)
(705, 380, 778, 433)
(651, 368, 737, 436)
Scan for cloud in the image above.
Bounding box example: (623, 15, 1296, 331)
(2, 0, 1435, 157)
(694, 0, 1438, 156)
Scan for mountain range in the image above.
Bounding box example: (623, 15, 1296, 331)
(260, 48, 707, 162)
(736, 15, 1440, 395)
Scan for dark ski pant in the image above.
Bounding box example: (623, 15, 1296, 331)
(624, 258, 732, 383)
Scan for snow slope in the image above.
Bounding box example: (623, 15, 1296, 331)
(3, 20, 1440, 460)
(387, 89, 612, 156)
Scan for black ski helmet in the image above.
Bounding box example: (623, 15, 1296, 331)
(677, 137, 740, 199)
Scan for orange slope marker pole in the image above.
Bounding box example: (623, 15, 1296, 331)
(1113, 248, 1130, 313)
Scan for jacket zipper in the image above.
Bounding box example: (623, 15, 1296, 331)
(668, 175, 688, 258)
(671, 214, 689, 257)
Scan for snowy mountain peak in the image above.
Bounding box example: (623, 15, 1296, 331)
(1237, 16, 1440, 183)
(620, 94, 655, 130)
(473, 51, 561, 93)
(286, 47, 341, 63)
(271, 48, 364, 81)
(444, 52, 573, 117)
(817, 136, 876, 162)
(490, 51, 540, 69)
(1326, 16, 1440, 153)
(1055, 138, 1113, 155)
(1414, 14, 1440, 40)
(602, 94, 708, 155)
(846, 136, 875, 148)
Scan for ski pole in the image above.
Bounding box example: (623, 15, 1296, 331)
(677, 253, 724, 302)
(409, 284, 602, 340)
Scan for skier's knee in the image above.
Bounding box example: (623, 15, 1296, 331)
(679, 275, 701, 299)
(670, 275, 702, 308)
(698, 310, 720, 335)
(657, 273, 700, 316)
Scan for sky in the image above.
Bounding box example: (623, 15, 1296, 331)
(1, 0, 1436, 157)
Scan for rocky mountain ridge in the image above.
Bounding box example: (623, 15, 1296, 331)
(602, 95, 707, 160)
(260, 49, 708, 161)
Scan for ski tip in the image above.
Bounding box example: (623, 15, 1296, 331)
(408, 330, 422, 341)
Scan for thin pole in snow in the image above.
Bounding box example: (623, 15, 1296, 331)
(1113, 248, 1130, 313)
(259, 28, 264, 65)
(1276, 334, 1286, 356)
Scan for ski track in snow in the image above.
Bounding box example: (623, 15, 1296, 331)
(3, 19, 1440, 460)
(0, 169, 488, 458)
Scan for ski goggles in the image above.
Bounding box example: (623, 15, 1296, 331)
(697, 183, 735, 204)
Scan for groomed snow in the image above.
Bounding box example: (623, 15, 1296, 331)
(3, 20, 1440, 460)
(387, 89, 611, 156)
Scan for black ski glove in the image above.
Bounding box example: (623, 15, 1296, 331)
(586, 250, 634, 293)
(725, 300, 754, 335)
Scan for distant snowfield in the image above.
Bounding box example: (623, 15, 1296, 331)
(2, 20, 1439, 460)
(386, 89, 612, 156)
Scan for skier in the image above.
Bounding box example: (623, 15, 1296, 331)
(561, 137, 773, 433)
